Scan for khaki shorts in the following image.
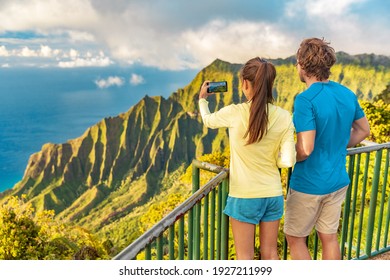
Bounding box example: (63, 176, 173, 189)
(284, 186, 348, 237)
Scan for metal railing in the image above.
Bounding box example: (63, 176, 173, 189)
(113, 161, 229, 260)
(341, 142, 390, 259)
(114, 143, 390, 260)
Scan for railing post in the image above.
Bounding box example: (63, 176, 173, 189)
(220, 177, 229, 260)
(157, 235, 163, 260)
(347, 153, 361, 259)
(365, 149, 383, 258)
(194, 198, 201, 259)
(188, 207, 193, 259)
(193, 163, 201, 259)
(203, 194, 209, 260)
(382, 150, 390, 247)
(341, 154, 354, 259)
(169, 224, 175, 259)
(210, 189, 216, 260)
(178, 217, 185, 260)
(145, 244, 151, 260)
(376, 149, 389, 251)
(356, 153, 370, 258)
(189, 163, 200, 259)
(216, 182, 223, 259)
(283, 167, 292, 260)
(192, 161, 200, 192)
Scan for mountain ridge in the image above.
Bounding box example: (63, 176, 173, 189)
(1, 52, 389, 249)
(269, 51, 390, 67)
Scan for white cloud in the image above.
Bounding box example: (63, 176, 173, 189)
(0, 0, 388, 69)
(0, 46, 10, 56)
(0, 0, 98, 31)
(282, 0, 385, 57)
(181, 20, 294, 67)
(69, 49, 79, 59)
(58, 49, 113, 68)
(0, 44, 113, 67)
(19, 47, 38, 57)
(1, 63, 10, 68)
(67, 30, 95, 42)
(129, 74, 145, 85)
(94, 18, 295, 70)
(0, 45, 56, 57)
(58, 56, 112, 68)
(39, 45, 53, 57)
(307, 0, 365, 17)
(2, 45, 60, 58)
(94, 76, 124, 89)
(285, 0, 365, 18)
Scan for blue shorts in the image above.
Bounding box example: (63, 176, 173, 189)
(223, 195, 284, 224)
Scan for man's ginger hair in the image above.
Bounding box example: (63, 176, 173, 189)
(297, 38, 336, 81)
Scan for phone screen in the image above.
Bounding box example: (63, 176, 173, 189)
(207, 81, 228, 93)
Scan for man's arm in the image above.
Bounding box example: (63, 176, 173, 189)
(296, 130, 316, 162)
(277, 121, 296, 168)
(347, 116, 370, 148)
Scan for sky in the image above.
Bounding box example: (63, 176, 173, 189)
(0, 0, 389, 72)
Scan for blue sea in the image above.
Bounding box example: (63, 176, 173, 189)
(0, 66, 198, 192)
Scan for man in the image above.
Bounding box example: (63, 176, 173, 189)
(284, 38, 370, 260)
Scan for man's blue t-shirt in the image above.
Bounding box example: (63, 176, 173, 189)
(290, 81, 365, 195)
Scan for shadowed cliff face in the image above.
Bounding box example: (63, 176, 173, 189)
(10, 95, 201, 212)
(3, 55, 390, 231)
(4, 59, 243, 216)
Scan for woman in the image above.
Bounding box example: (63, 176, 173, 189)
(198, 57, 296, 260)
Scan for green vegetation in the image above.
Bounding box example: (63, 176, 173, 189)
(361, 99, 390, 143)
(356, 82, 390, 144)
(96, 167, 192, 252)
(0, 196, 111, 259)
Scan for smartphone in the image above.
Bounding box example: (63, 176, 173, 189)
(207, 81, 228, 93)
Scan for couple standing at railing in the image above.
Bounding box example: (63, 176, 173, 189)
(198, 37, 371, 260)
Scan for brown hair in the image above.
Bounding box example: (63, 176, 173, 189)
(241, 57, 276, 145)
(297, 37, 336, 80)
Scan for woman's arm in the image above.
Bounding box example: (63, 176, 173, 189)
(198, 81, 232, 129)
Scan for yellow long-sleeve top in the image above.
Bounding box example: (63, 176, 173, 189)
(199, 98, 296, 198)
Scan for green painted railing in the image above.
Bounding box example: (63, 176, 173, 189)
(113, 143, 390, 260)
(340, 143, 390, 259)
(113, 161, 230, 260)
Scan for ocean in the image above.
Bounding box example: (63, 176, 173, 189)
(0, 66, 198, 192)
